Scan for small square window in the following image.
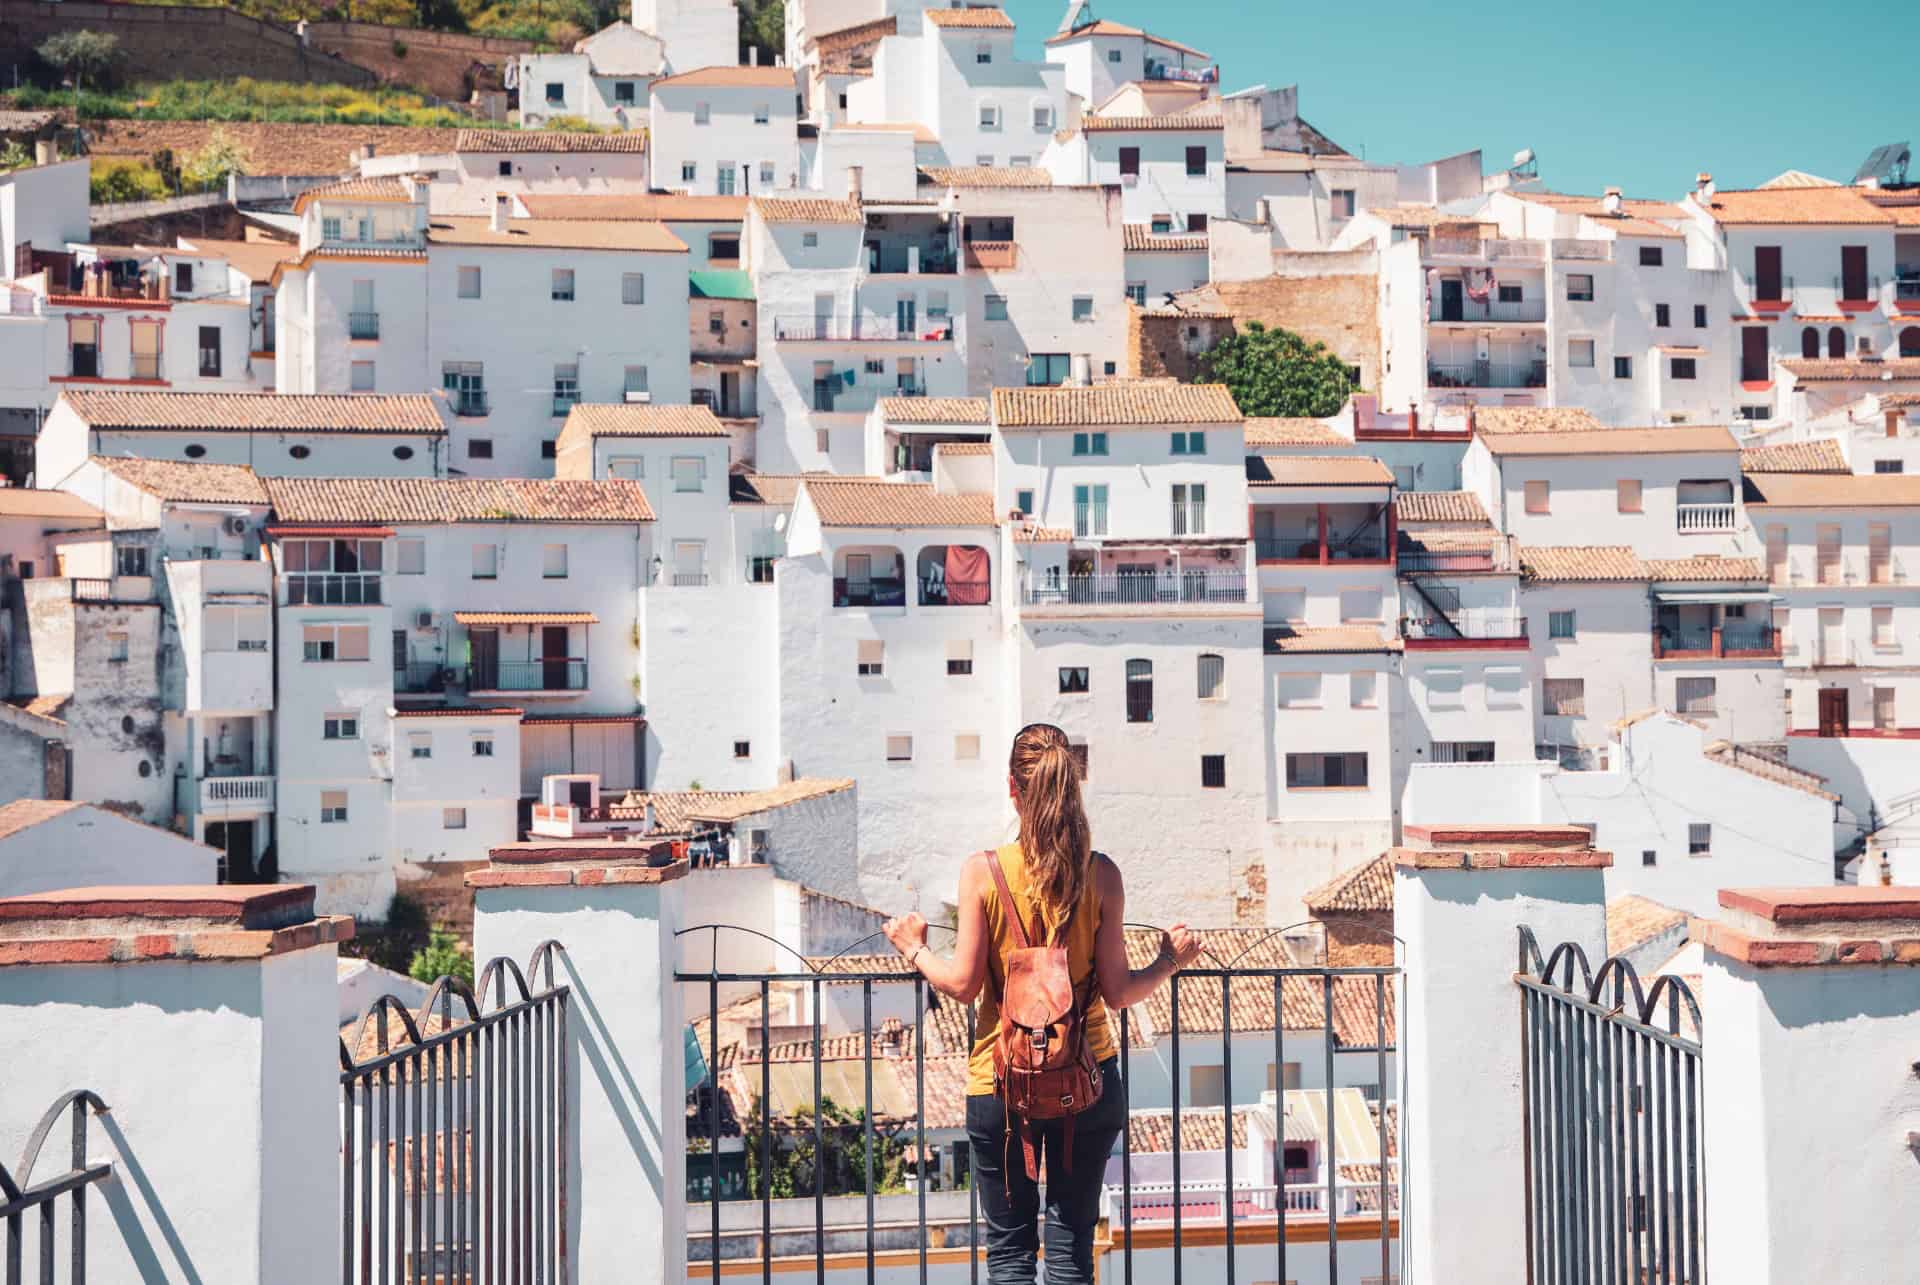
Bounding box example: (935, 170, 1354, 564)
(410, 732, 432, 760)
(615, 81, 636, 105)
(1059, 667, 1089, 694)
(1015, 488, 1035, 515)
(1071, 296, 1093, 322)
(1687, 823, 1711, 856)
(498, 160, 512, 177)
(1613, 355, 1632, 379)
(1497, 283, 1523, 304)
(886, 734, 913, 761)
(1642, 849, 1657, 867)
(1200, 754, 1226, 789)
(1671, 357, 1697, 380)
(468, 439, 493, 460)
(543, 543, 568, 578)
(1875, 459, 1906, 474)
(458, 266, 481, 299)
(324, 714, 359, 740)
(857, 639, 884, 676)
(947, 638, 974, 675)
(472, 736, 494, 757)
(672, 456, 705, 492)
(1108, 48, 1123, 62)
(1568, 338, 1595, 368)
(1566, 273, 1594, 301)
(321, 790, 349, 823)
(955, 733, 981, 760)
(753, 103, 770, 124)
(815, 427, 830, 453)
(1640, 246, 1664, 267)
(351, 360, 376, 391)
(1525, 479, 1550, 514)
(443, 807, 467, 830)
(985, 295, 1008, 321)
(1072, 431, 1109, 456)
(1617, 479, 1642, 513)
(107, 631, 129, 662)
(472, 543, 498, 579)
(694, 102, 711, 125)
(682, 161, 697, 182)
(1549, 610, 1577, 639)
(1185, 146, 1206, 177)
(803, 232, 819, 248)
(551, 268, 575, 301)
(734, 740, 751, 758)
(1330, 189, 1355, 221)
(622, 274, 645, 306)
(1693, 304, 1707, 328)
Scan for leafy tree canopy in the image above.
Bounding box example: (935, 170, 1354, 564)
(1194, 320, 1356, 419)
(409, 926, 475, 986)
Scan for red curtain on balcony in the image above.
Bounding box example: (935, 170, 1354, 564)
(945, 545, 989, 604)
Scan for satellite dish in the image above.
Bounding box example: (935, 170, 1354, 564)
(1512, 148, 1535, 169)
(773, 512, 788, 532)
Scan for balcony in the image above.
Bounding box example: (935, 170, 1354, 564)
(1426, 360, 1546, 389)
(745, 556, 776, 584)
(1744, 273, 1794, 307)
(1429, 298, 1547, 324)
(1896, 269, 1920, 303)
(394, 660, 457, 695)
(1551, 238, 1612, 261)
(467, 659, 588, 694)
(1832, 275, 1880, 309)
(348, 311, 379, 340)
(1676, 503, 1737, 534)
(833, 576, 907, 608)
(773, 316, 955, 342)
(1653, 621, 1779, 659)
(864, 244, 957, 276)
(1428, 236, 1545, 263)
(1022, 571, 1248, 607)
(453, 390, 490, 417)
(198, 774, 274, 812)
(1402, 611, 1528, 649)
(285, 572, 381, 606)
(962, 240, 1017, 271)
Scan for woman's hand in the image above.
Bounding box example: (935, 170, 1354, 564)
(1160, 924, 1202, 971)
(884, 912, 928, 960)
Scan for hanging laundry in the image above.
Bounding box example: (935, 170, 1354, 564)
(1464, 269, 1496, 303)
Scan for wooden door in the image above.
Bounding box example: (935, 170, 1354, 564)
(1841, 245, 1869, 301)
(1754, 245, 1783, 301)
(1818, 688, 1849, 737)
(542, 625, 570, 690)
(1741, 327, 1770, 382)
(469, 627, 499, 690)
(1440, 278, 1464, 322)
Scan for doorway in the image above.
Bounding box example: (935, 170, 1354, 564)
(1439, 278, 1464, 322)
(1818, 688, 1849, 737)
(542, 625, 570, 690)
(469, 627, 499, 690)
(206, 820, 259, 882)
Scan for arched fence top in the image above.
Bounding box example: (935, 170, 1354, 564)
(1516, 923, 1701, 1041)
(336, 943, 573, 1073)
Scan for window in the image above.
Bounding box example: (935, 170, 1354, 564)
(1640, 246, 1663, 267)
(107, 631, 129, 662)
(984, 295, 1008, 321)
(975, 40, 992, 64)
(391, 538, 424, 576)
(1032, 102, 1052, 130)
(303, 624, 369, 662)
(752, 102, 770, 124)
(1676, 676, 1716, 715)
(1614, 355, 1633, 379)
(1874, 686, 1897, 730)
(1642, 850, 1657, 867)
(1870, 523, 1894, 582)
(468, 439, 493, 460)
(672, 456, 706, 492)
(1487, 667, 1524, 708)
(1670, 357, 1697, 380)
(1196, 653, 1224, 700)
(67, 316, 99, 377)
(1687, 823, 1711, 856)
(116, 545, 149, 577)
(323, 714, 359, 740)
(320, 790, 349, 824)
(321, 216, 342, 242)
(760, 162, 775, 186)
(978, 103, 1001, 130)
(1171, 430, 1206, 455)
(542, 543, 568, 579)
(1071, 432, 1109, 456)
(1801, 327, 1821, 359)
(1015, 488, 1035, 515)
(1617, 479, 1642, 513)
(1542, 678, 1585, 716)
(1185, 146, 1206, 177)
(886, 734, 912, 761)
(130, 319, 161, 380)
(1568, 338, 1595, 368)
(1693, 304, 1707, 328)
(1549, 610, 1577, 639)
(1350, 671, 1378, 709)
(955, 734, 981, 760)
(1873, 606, 1896, 649)
(351, 361, 376, 391)
(174, 261, 194, 293)
(1027, 353, 1070, 385)
(1567, 273, 1594, 301)
(1876, 460, 1906, 475)
(1127, 281, 1147, 306)
(622, 273, 645, 305)
(1425, 667, 1464, 709)
(615, 81, 636, 105)
(544, 81, 564, 105)
(1125, 659, 1153, 723)
(1059, 666, 1089, 694)
(716, 164, 736, 195)
(1170, 483, 1205, 535)
(1275, 672, 1322, 709)
(1654, 303, 1671, 328)
(552, 363, 579, 413)
(472, 735, 494, 757)
(1200, 754, 1226, 789)
(1286, 752, 1368, 789)
(409, 732, 432, 759)
(458, 266, 481, 298)
(471, 544, 498, 579)
(551, 268, 575, 301)
(1330, 188, 1356, 221)
(623, 365, 649, 398)
(1525, 480, 1550, 514)
(857, 639, 884, 677)
(1072, 484, 1109, 536)
(815, 428, 831, 453)
(1071, 295, 1094, 322)
(1498, 283, 1523, 304)
(1118, 147, 1140, 177)
(694, 101, 710, 125)
(1431, 741, 1495, 763)
(682, 161, 697, 183)
(497, 160, 512, 177)
(732, 739, 752, 759)
(947, 639, 974, 676)
(444, 808, 467, 830)
(197, 325, 221, 377)
(803, 232, 819, 249)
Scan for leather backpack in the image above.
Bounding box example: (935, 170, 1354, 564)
(985, 850, 1104, 1181)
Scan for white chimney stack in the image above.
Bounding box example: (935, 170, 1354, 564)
(491, 192, 510, 234)
(1696, 172, 1715, 204)
(1602, 187, 1622, 215)
(847, 164, 863, 205)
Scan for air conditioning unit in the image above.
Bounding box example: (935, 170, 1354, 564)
(625, 390, 652, 403)
(223, 516, 247, 535)
(414, 610, 435, 630)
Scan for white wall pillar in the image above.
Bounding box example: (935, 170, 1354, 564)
(470, 842, 688, 1285)
(0, 884, 349, 1284)
(1697, 886, 1920, 1283)
(1392, 824, 1610, 1285)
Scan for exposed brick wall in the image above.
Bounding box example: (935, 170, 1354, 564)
(304, 21, 534, 99)
(399, 859, 484, 941)
(0, 1, 378, 87)
(84, 119, 463, 176)
(1130, 272, 1381, 392)
(1322, 911, 1394, 967)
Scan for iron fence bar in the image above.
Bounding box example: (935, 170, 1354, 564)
(915, 979, 927, 1285)
(1323, 972, 1337, 1285)
(1685, 1038, 1701, 1285)
(1271, 976, 1284, 1285)
(379, 1059, 392, 1285)
(424, 1043, 437, 1285)
(813, 977, 824, 1285)
(709, 971, 721, 1285)
(1168, 972, 1181, 1285)
(760, 978, 772, 1285)
(1220, 972, 1233, 1285)
(863, 979, 875, 1285)
(411, 1049, 424, 1284)
(342, 1076, 356, 1285)
(1375, 972, 1389, 1282)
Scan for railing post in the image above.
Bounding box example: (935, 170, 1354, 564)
(1392, 825, 1609, 1285)
(0, 885, 350, 1282)
(1695, 887, 1920, 1282)
(469, 838, 689, 1285)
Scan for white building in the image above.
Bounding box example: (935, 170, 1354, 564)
(1042, 15, 1217, 112)
(633, 0, 741, 77)
(512, 21, 666, 130)
(1045, 111, 1225, 232)
(650, 67, 802, 198)
(0, 798, 218, 896)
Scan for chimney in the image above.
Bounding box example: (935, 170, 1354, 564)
(34, 139, 54, 166)
(1254, 197, 1271, 226)
(749, 44, 758, 66)
(846, 164, 863, 205)
(1696, 171, 1715, 204)
(1602, 186, 1622, 215)
(1888, 410, 1902, 439)
(491, 192, 510, 234)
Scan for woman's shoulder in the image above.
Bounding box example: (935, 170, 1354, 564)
(1091, 851, 1121, 893)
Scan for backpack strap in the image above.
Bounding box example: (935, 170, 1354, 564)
(984, 849, 1032, 951)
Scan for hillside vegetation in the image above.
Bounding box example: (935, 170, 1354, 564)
(5, 78, 472, 127)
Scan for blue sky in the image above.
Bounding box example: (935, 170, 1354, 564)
(1004, 0, 1918, 199)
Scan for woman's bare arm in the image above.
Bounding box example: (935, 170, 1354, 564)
(1092, 855, 1201, 1011)
(882, 852, 991, 1003)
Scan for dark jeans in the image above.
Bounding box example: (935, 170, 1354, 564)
(965, 1060, 1124, 1285)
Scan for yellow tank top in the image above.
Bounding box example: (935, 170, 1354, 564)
(965, 842, 1118, 1096)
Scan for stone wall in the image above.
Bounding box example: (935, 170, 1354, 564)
(1131, 271, 1382, 393)
(0, 1, 377, 86)
(304, 21, 534, 99)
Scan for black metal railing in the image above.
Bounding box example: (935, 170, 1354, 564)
(394, 661, 457, 694)
(339, 944, 570, 1285)
(678, 923, 1401, 1285)
(349, 312, 380, 340)
(1022, 572, 1247, 606)
(1517, 927, 1703, 1285)
(467, 660, 588, 692)
(286, 572, 382, 606)
(0, 1090, 113, 1284)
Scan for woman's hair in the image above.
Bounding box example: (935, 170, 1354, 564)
(1009, 722, 1093, 921)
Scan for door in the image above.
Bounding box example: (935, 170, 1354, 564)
(542, 625, 570, 690)
(720, 370, 740, 417)
(1818, 688, 1849, 737)
(813, 292, 833, 337)
(1841, 245, 1869, 302)
(207, 821, 258, 883)
(469, 627, 499, 690)
(896, 297, 916, 338)
(845, 553, 872, 603)
(1819, 607, 1846, 665)
(568, 779, 594, 809)
(1754, 246, 1783, 301)
(1741, 327, 1769, 382)
(1440, 278, 1464, 322)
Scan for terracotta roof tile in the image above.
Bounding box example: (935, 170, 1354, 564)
(838, 121, 939, 145)
(992, 384, 1241, 428)
(1243, 417, 1344, 446)
(1122, 225, 1207, 252)
(1701, 741, 1838, 801)
(7, 696, 70, 724)
(801, 478, 996, 527)
(1471, 406, 1605, 434)
(94, 456, 268, 504)
(922, 7, 1014, 28)
(1509, 191, 1686, 239)
(292, 176, 412, 212)
(1011, 521, 1073, 543)
(1606, 895, 1687, 958)
(1759, 170, 1840, 190)
(426, 217, 686, 253)
(1303, 853, 1392, 914)
(265, 477, 655, 524)
(0, 799, 84, 844)
(457, 128, 648, 153)
(613, 778, 853, 828)
(1395, 490, 1487, 524)
(1743, 471, 1920, 507)
(1046, 19, 1210, 59)
(881, 396, 991, 424)
(1480, 425, 1738, 456)
(0, 489, 102, 521)
(1122, 928, 1393, 1046)
(933, 441, 991, 456)
(1263, 625, 1393, 654)
(1740, 439, 1848, 473)
(1697, 187, 1892, 226)
(1082, 114, 1222, 132)
(751, 197, 864, 225)
(451, 610, 597, 625)
(58, 391, 444, 435)
(918, 165, 1051, 188)
(809, 14, 896, 52)
(730, 474, 806, 506)
(557, 404, 728, 452)
(1246, 455, 1393, 486)
(1126, 1108, 1254, 1155)
(1643, 556, 1765, 583)
(1779, 357, 1920, 382)
(1519, 545, 1645, 583)
(173, 237, 297, 283)
(517, 193, 747, 221)
(649, 66, 798, 89)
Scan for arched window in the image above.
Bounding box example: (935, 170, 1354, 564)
(1196, 653, 1225, 700)
(1902, 326, 1920, 358)
(1828, 327, 1846, 359)
(1801, 327, 1820, 358)
(1125, 659, 1154, 723)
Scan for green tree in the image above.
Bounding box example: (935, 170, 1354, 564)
(180, 129, 253, 192)
(1193, 320, 1357, 419)
(0, 140, 33, 173)
(37, 30, 120, 115)
(409, 926, 474, 986)
(89, 159, 166, 204)
(737, 0, 784, 66)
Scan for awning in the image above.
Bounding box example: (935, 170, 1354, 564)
(1281, 1087, 1381, 1164)
(452, 610, 599, 625)
(689, 269, 754, 301)
(1651, 589, 1776, 604)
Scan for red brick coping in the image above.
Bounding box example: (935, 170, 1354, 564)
(1694, 886, 1920, 967)
(1393, 847, 1612, 871)
(468, 839, 690, 889)
(0, 884, 352, 966)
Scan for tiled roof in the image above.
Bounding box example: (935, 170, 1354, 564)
(1243, 417, 1344, 446)
(1011, 521, 1073, 543)
(1264, 625, 1393, 654)
(1122, 928, 1394, 1046)
(1743, 471, 1920, 508)
(1081, 114, 1222, 132)
(451, 610, 598, 625)
(1759, 170, 1840, 190)
(837, 121, 940, 145)
(613, 778, 854, 829)
(1606, 895, 1687, 958)
(649, 66, 797, 89)
(517, 193, 747, 221)
(1779, 357, 1920, 382)
(94, 457, 268, 504)
(1643, 556, 1765, 583)
(801, 478, 996, 527)
(1471, 406, 1605, 434)
(1509, 191, 1686, 239)
(730, 474, 806, 506)
(0, 489, 101, 521)
(933, 441, 991, 456)
(1395, 490, 1487, 524)
(922, 7, 1014, 27)
(292, 176, 412, 212)
(1740, 439, 1848, 473)
(881, 396, 991, 424)
(0, 799, 84, 844)
(390, 704, 523, 717)
(426, 217, 687, 252)
(809, 14, 896, 52)
(1303, 853, 1392, 914)
(751, 197, 864, 224)
(1697, 187, 1892, 226)
(58, 391, 444, 435)
(1246, 455, 1393, 487)
(173, 237, 297, 283)
(7, 695, 70, 723)
(1122, 225, 1207, 252)
(991, 383, 1241, 428)
(918, 165, 1052, 188)
(1046, 19, 1210, 59)
(1701, 741, 1839, 801)
(264, 477, 655, 524)
(1519, 546, 1645, 583)
(455, 128, 648, 153)
(1126, 1108, 1254, 1155)
(557, 403, 728, 449)
(1480, 425, 1738, 456)
(902, 1052, 970, 1130)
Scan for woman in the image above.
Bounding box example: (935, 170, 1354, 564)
(884, 723, 1201, 1284)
